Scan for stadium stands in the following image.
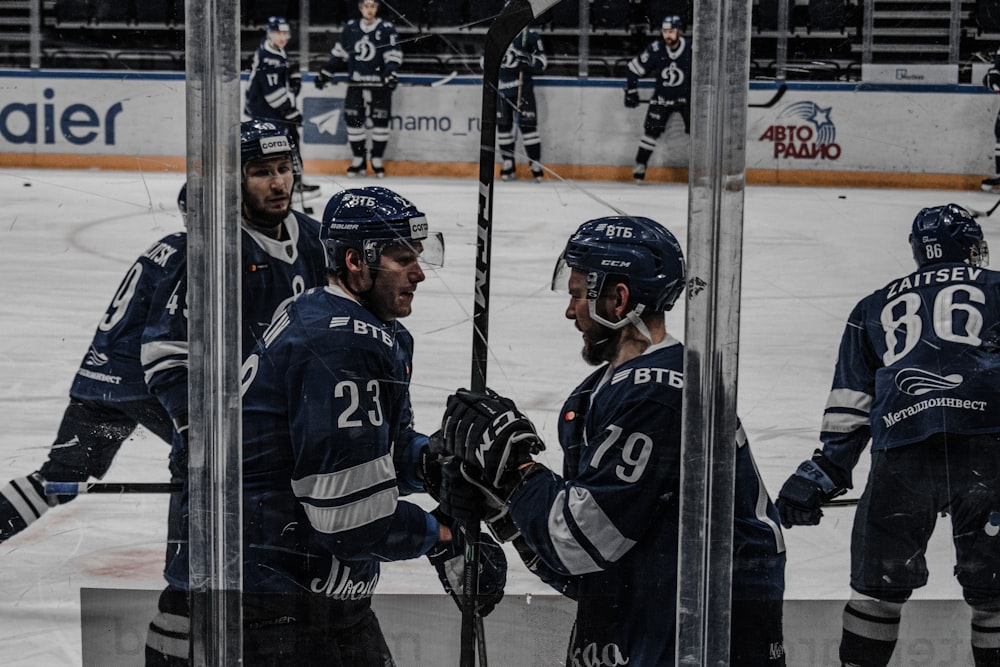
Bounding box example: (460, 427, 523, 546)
(12, 0, 993, 83)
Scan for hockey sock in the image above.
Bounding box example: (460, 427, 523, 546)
(635, 146, 653, 167)
(145, 587, 190, 667)
(0, 473, 54, 542)
(349, 140, 367, 160)
(971, 603, 1000, 666)
(370, 140, 388, 159)
(839, 596, 903, 667)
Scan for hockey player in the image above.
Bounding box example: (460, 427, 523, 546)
(495, 25, 547, 182)
(314, 0, 403, 178)
(232, 186, 505, 661)
(982, 49, 1000, 191)
(624, 15, 692, 183)
(244, 16, 321, 198)
(438, 216, 786, 665)
(0, 208, 185, 545)
(776, 204, 1000, 667)
(143, 120, 329, 665)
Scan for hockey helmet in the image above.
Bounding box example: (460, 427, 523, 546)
(177, 182, 187, 226)
(321, 187, 444, 272)
(909, 203, 988, 268)
(266, 16, 290, 33)
(552, 215, 686, 321)
(662, 15, 685, 31)
(240, 119, 295, 170)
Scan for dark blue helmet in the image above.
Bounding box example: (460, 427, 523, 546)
(909, 203, 988, 268)
(266, 16, 290, 33)
(552, 216, 686, 313)
(662, 15, 685, 31)
(240, 119, 295, 170)
(177, 183, 187, 226)
(321, 187, 444, 272)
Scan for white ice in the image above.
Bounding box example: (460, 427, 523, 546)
(0, 169, 992, 665)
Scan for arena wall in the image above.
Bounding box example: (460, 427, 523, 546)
(0, 70, 995, 189)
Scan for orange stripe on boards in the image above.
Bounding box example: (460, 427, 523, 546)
(0, 154, 986, 191)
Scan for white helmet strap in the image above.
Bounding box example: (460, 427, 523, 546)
(587, 300, 653, 344)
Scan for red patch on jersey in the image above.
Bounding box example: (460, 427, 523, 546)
(564, 410, 576, 422)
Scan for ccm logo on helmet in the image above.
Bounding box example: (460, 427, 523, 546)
(601, 259, 632, 268)
(260, 137, 291, 154)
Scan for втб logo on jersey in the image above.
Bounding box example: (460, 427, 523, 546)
(758, 101, 841, 160)
(894, 368, 963, 395)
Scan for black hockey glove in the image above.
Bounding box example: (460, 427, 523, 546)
(775, 452, 849, 528)
(987, 69, 1000, 93)
(383, 72, 399, 91)
(441, 388, 545, 494)
(426, 510, 507, 617)
(288, 66, 302, 96)
(314, 68, 334, 90)
(624, 86, 639, 108)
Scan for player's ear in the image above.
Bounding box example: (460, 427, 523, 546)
(612, 282, 631, 318)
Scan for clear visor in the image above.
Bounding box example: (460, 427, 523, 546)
(551, 255, 571, 293)
(385, 231, 445, 268)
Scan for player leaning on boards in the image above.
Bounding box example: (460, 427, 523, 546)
(244, 15, 321, 198)
(315, 0, 402, 179)
(143, 119, 330, 665)
(438, 216, 787, 665)
(0, 198, 185, 545)
(776, 204, 1000, 667)
(624, 14, 692, 184)
(235, 186, 505, 662)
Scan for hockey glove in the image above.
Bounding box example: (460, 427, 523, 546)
(383, 72, 399, 91)
(314, 68, 334, 90)
(624, 87, 639, 108)
(288, 66, 302, 96)
(426, 510, 507, 616)
(987, 69, 1000, 93)
(441, 388, 545, 492)
(283, 108, 303, 125)
(775, 452, 849, 528)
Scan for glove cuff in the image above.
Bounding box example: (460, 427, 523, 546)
(794, 456, 846, 497)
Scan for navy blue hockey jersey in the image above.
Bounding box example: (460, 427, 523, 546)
(141, 211, 327, 435)
(498, 28, 546, 96)
(626, 36, 692, 104)
(244, 38, 298, 122)
(71, 232, 186, 404)
(322, 18, 402, 85)
(508, 337, 785, 665)
(820, 262, 1000, 475)
(239, 285, 437, 617)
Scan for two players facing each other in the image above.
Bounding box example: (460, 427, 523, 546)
(777, 204, 1000, 666)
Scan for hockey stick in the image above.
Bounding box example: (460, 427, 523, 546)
(468, 3, 561, 664)
(966, 198, 1000, 218)
(334, 71, 459, 89)
(748, 83, 788, 109)
(45, 481, 182, 496)
(825, 497, 859, 507)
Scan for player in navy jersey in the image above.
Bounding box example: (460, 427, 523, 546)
(624, 15, 692, 183)
(314, 0, 402, 178)
(495, 25, 547, 182)
(777, 204, 1000, 667)
(235, 186, 505, 662)
(244, 16, 321, 197)
(0, 226, 185, 545)
(439, 216, 786, 665)
(142, 120, 329, 665)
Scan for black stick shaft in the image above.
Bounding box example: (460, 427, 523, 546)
(45, 481, 182, 495)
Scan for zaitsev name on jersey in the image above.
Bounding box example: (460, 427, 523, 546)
(886, 266, 984, 299)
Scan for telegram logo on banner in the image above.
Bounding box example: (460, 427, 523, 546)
(302, 96, 348, 145)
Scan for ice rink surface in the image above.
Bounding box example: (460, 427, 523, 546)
(1, 168, 995, 664)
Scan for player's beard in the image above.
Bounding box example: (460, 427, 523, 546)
(581, 324, 620, 366)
